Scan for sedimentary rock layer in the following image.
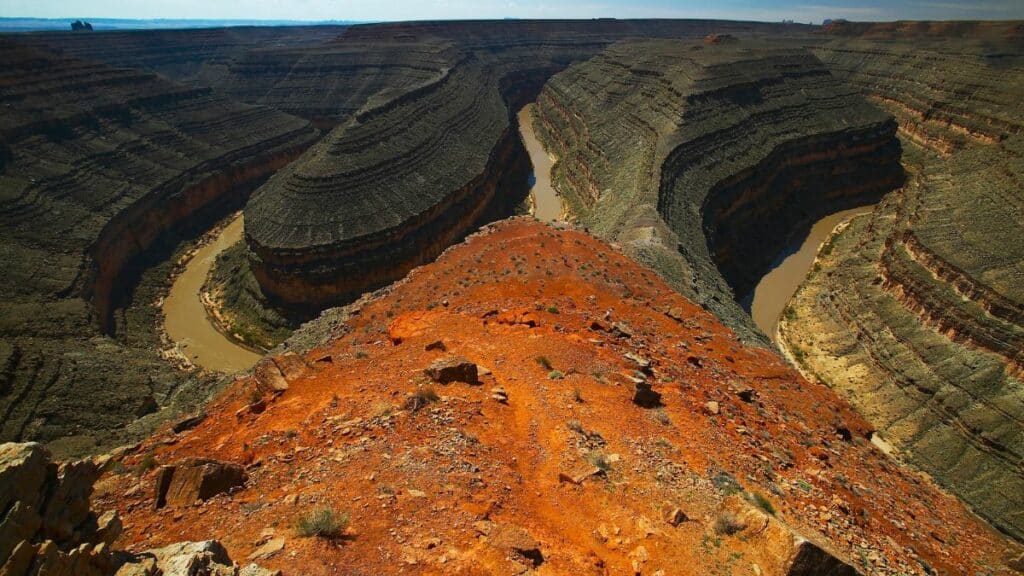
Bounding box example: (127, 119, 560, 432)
(533, 39, 902, 342)
(18, 25, 345, 84)
(0, 39, 317, 456)
(783, 37, 1024, 540)
(243, 21, 814, 311)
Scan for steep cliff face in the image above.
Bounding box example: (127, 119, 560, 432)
(782, 37, 1024, 541)
(533, 39, 902, 342)
(0, 39, 317, 456)
(104, 219, 1022, 576)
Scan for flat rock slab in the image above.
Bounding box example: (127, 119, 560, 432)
(154, 459, 247, 509)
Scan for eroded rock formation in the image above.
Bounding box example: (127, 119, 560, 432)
(0, 39, 317, 456)
(533, 39, 902, 341)
(780, 36, 1024, 540)
(238, 21, 816, 314)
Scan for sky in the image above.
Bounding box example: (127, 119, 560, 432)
(4, 0, 1024, 24)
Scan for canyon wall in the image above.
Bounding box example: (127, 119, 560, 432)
(0, 39, 317, 456)
(533, 39, 902, 343)
(781, 36, 1024, 540)
(242, 21, 815, 313)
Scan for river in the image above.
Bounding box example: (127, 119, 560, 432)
(518, 104, 562, 221)
(749, 206, 874, 343)
(164, 108, 560, 373)
(162, 214, 262, 373)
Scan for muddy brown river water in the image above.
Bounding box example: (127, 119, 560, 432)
(164, 108, 564, 374)
(750, 206, 874, 343)
(518, 104, 562, 221)
(163, 214, 261, 373)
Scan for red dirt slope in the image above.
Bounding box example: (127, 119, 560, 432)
(98, 218, 1020, 575)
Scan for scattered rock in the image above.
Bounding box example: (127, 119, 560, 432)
(248, 537, 285, 561)
(632, 381, 662, 408)
(704, 401, 720, 416)
(424, 356, 479, 384)
(558, 466, 603, 485)
(719, 496, 861, 575)
(664, 507, 688, 526)
(491, 386, 508, 403)
(154, 458, 247, 509)
(425, 340, 446, 352)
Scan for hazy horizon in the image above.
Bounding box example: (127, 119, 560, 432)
(3, 1, 1024, 27)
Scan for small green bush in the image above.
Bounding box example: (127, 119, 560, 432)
(752, 492, 776, 515)
(135, 452, 157, 476)
(536, 356, 553, 370)
(548, 370, 564, 380)
(296, 508, 349, 539)
(406, 386, 439, 412)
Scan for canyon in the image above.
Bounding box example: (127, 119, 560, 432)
(0, 37, 317, 457)
(779, 30, 1024, 541)
(0, 17, 1022, 576)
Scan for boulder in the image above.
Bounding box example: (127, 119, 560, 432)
(154, 458, 247, 509)
(115, 541, 280, 576)
(424, 356, 478, 384)
(273, 352, 309, 381)
(632, 381, 662, 408)
(253, 358, 289, 394)
(718, 496, 861, 576)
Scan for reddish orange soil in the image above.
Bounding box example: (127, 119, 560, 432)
(97, 218, 1019, 575)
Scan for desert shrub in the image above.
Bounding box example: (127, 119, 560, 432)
(535, 356, 553, 370)
(548, 370, 564, 380)
(752, 492, 776, 515)
(585, 450, 612, 472)
(406, 386, 439, 412)
(296, 508, 349, 539)
(135, 452, 157, 476)
(714, 512, 744, 536)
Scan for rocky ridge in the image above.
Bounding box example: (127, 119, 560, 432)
(0, 38, 317, 457)
(102, 219, 1022, 575)
(532, 39, 902, 342)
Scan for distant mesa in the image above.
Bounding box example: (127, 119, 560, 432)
(70, 20, 93, 31)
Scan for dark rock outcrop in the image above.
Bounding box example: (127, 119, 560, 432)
(533, 39, 902, 343)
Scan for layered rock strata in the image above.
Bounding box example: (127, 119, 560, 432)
(782, 37, 1024, 541)
(0, 39, 317, 456)
(243, 21, 814, 312)
(533, 39, 902, 342)
(18, 26, 346, 85)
